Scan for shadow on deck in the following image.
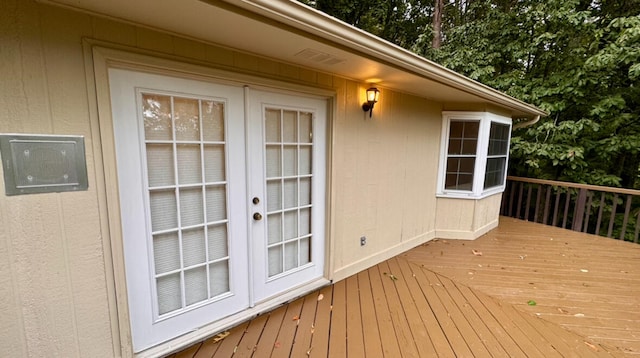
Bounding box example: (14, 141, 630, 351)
(170, 218, 640, 357)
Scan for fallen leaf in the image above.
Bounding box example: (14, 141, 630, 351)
(274, 341, 281, 348)
(472, 249, 483, 256)
(306, 347, 313, 355)
(584, 341, 599, 351)
(212, 331, 230, 343)
(317, 293, 324, 301)
(519, 255, 527, 260)
(580, 269, 589, 273)
(557, 308, 569, 314)
(389, 274, 398, 281)
(574, 313, 585, 317)
(233, 346, 238, 353)
(527, 300, 537, 306)
(292, 315, 300, 321)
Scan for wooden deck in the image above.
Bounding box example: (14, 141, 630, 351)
(170, 218, 640, 357)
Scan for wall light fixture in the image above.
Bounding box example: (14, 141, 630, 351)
(362, 87, 380, 118)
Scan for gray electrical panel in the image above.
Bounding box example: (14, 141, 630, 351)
(0, 134, 89, 195)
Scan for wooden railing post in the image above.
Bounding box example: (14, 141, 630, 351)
(572, 188, 588, 232)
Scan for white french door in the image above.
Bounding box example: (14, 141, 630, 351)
(248, 90, 326, 303)
(107, 69, 326, 352)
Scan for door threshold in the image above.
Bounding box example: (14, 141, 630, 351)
(136, 277, 331, 358)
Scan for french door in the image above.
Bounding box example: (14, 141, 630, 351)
(108, 68, 326, 352)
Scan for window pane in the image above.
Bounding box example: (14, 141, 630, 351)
(267, 179, 282, 211)
(444, 158, 475, 191)
(268, 246, 283, 277)
(488, 123, 510, 155)
(484, 157, 506, 189)
(205, 185, 226, 222)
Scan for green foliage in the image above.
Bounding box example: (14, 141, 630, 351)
(300, 0, 640, 189)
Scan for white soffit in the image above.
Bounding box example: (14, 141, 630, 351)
(42, 0, 546, 118)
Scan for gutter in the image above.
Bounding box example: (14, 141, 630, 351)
(513, 115, 541, 130)
(220, 0, 548, 118)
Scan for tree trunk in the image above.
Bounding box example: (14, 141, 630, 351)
(432, 0, 443, 49)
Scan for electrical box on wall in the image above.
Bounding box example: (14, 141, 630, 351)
(0, 134, 88, 196)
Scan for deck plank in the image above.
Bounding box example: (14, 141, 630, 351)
(356, 270, 384, 358)
(173, 218, 638, 357)
(308, 286, 332, 358)
(327, 278, 347, 357)
(344, 275, 365, 357)
(368, 264, 403, 357)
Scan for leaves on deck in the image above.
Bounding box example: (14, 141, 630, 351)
(317, 293, 324, 301)
(212, 331, 230, 343)
(584, 341, 599, 351)
(580, 269, 589, 273)
(472, 249, 483, 256)
(527, 300, 537, 306)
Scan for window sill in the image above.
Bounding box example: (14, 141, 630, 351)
(436, 187, 505, 200)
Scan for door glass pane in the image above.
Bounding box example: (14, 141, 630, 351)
(177, 144, 202, 184)
(153, 232, 180, 274)
(265, 109, 281, 143)
(283, 179, 297, 209)
(185, 267, 207, 306)
(300, 237, 310, 265)
(150, 190, 178, 231)
(299, 146, 311, 175)
(157, 273, 181, 315)
(146, 144, 174, 187)
(266, 146, 281, 178)
(284, 241, 298, 271)
(284, 211, 297, 240)
(207, 224, 228, 260)
(300, 178, 311, 206)
(283, 146, 297, 176)
(268, 246, 283, 276)
(174, 97, 200, 141)
(205, 185, 226, 222)
(300, 208, 311, 236)
(267, 180, 282, 212)
(267, 213, 282, 244)
(299, 112, 312, 143)
(203, 145, 225, 182)
(183, 228, 206, 267)
(202, 100, 224, 141)
(209, 261, 230, 297)
(283, 110, 297, 143)
(179, 188, 204, 227)
(142, 94, 173, 141)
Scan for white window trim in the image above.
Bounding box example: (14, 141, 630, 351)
(436, 111, 512, 199)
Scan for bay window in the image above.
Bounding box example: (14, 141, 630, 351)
(438, 112, 512, 198)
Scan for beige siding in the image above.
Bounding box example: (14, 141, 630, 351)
(435, 194, 502, 240)
(0, 0, 502, 356)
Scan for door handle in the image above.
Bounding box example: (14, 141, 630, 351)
(253, 212, 263, 221)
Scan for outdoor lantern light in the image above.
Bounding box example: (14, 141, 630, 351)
(362, 87, 380, 118)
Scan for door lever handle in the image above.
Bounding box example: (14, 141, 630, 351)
(253, 212, 263, 221)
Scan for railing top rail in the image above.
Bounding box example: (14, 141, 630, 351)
(507, 176, 640, 196)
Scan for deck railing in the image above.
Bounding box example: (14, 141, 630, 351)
(501, 176, 640, 243)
